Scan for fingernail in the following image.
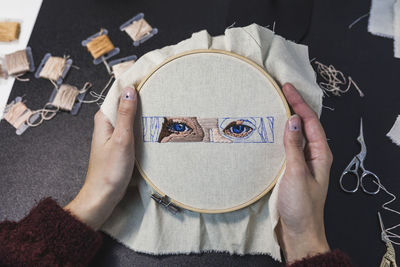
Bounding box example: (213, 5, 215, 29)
(288, 114, 301, 131)
(122, 87, 135, 101)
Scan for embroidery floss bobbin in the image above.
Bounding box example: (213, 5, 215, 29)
(0, 21, 20, 42)
(27, 82, 92, 127)
(3, 47, 35, 80)
(35, 53, 73, 86)
(120, 13, 158, 46)
(109, 55, 137, 79)
(82, 29, 120, 66)
(2, 97, 40, 135)
(49, 82, 92, 115)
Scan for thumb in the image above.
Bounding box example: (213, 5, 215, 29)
(114, 87, 137, 138)
(284, 114, 306, 169)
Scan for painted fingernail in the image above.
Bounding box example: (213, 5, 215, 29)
(122, 87, 135, 101)
(288, 114, 301, 131)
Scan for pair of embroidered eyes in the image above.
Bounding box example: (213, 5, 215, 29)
(167, 121, 253, 138)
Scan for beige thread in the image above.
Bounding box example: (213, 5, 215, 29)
(52, 84, 81, 111)
(80, 76, 114, 105)
(39, 56, 67, 82)
(27, 83, 92, 127)
(315, 61, 364, 97)
(5, 49, 30, 80)
(3, 101, 32, 129)
(124, 18, 153, 41)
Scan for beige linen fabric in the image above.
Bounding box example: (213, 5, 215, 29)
(136, 51, 288, 211)
(387, 115, 400, 146)
(100, 24, 323, 261)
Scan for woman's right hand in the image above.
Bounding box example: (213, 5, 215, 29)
(277, 83, 333, 263)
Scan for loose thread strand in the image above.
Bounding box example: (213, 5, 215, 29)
(373, 180, 400, 246)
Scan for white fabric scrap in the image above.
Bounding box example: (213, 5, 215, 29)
(368, 0, 395, 38)
(394, 0, 400, 58)
(100, 24, 323, 262)
(387, 115, 400, 146)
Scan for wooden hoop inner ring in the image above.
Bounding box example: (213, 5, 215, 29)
(135, 49, 291, 214)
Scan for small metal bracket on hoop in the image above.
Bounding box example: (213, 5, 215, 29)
(151, 193, 180, 214)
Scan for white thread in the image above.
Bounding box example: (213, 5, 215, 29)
(348, 12, 370, 29)
(226, 22, 236, 30)
(322, 104, 335, 111)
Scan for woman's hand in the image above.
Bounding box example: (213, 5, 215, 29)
(65, 87, 137, 230)
(277, 83, 333, 263)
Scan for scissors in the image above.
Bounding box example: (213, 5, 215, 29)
(378, 212, 397, 267)
(339, 118, 381, 195)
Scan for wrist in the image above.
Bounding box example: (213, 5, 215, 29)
(280, 227, 330, 263)
(64, 185, 120, 230)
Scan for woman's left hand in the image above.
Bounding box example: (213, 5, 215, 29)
(65, 87, 137, 230)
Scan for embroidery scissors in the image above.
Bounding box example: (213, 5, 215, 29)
(378, 212, 397, 267)
(339, 118, 381, 195)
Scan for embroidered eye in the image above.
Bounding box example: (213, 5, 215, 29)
(223, 121, 254, 138)
(168, 122, 192, 133)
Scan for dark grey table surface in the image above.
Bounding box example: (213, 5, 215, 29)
(1, 0, 400, 266)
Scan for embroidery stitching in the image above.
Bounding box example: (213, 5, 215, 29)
(142, 116, 275, 143)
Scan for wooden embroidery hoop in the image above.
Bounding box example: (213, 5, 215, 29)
(135, 49, 291, 214)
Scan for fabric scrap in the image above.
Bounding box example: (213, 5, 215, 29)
(394, 0, 400, 58)
(368, 0, 395, 38)
(387, 115, 400, 146)
(100, 24, 323, 262)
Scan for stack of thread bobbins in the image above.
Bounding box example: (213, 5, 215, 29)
(2, 13, 157, 134)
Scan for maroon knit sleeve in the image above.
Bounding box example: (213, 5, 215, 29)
(287, 249, 354, 267)
(0, 197, 102, 267)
